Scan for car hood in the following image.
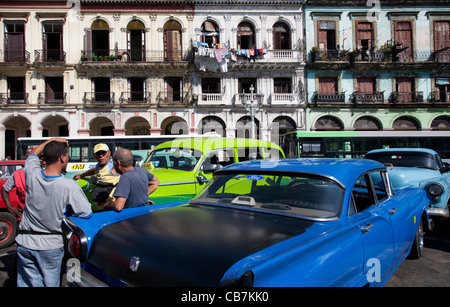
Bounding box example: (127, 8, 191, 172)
(387, 167, 441, 189)
(87, 203, 312, 286)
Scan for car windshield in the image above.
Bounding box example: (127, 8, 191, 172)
(193, 172, 344, 219)
(144, 148, 202, 171)
(365, 151, 437, 170)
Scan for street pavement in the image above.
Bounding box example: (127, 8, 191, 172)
(1, 222, 449, 287)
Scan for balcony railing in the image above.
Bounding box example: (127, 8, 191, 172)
(352, 91, 384, 104)
(159, 91, 184, 104)
(430, 91, 450, 103)
(272, 93, 297, 103)
(120, 92, 151, 104)
(38, 92, 67, 104)
(201, 93, 223, 103)
(83, 92, 115, 104)
(313, 91, 346, 103)
(390, 91, 424, 103)
(0, 50, 30, 63)
(0, 93, 29, 104)
(81, 49, 189, 63)
(310, 49, 349, 62)
(34, 50, 66, 63)
(311, 48, 450, 64)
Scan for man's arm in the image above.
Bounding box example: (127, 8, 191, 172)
(1, 186, 22, 218)
(30, 137, 67, 156)
(148, 176, 160, 196)
(101, 197, 127, 212)
(72, 167, 96, 181)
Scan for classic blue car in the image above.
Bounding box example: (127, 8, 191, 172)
(365, 148, 450, 225)
(64, 159, 430, 287)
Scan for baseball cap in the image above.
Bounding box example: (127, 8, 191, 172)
(94, 143, 110, 153)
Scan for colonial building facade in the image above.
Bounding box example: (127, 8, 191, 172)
(305, 0, 450, 132)
(1, 0, 449, 159)
(0, 0, 305, 159)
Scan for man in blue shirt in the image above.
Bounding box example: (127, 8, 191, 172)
(102, 148, 159, 212)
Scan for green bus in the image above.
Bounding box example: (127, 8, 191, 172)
(280, 131, 450, 160)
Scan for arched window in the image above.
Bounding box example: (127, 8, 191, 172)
(89, 20, 109, 57)
(392, 116, 420, 130)
(164, 20, 182, 61)
(431, 115, 450, 130)
(314, 116, 343, 131)
(201, 20, 219, 47)
(273, 22, 291, 50)
(354, 116, 381, 131)
(127, 20, 145, 61)
(237, 22, 255, 49)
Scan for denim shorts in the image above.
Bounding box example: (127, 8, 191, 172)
(16, 244, 64, 287)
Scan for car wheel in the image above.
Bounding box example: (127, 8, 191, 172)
(408, 219, 423, 259)
(0, 212, 17, 249)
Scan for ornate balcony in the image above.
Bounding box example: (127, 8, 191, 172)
(313, 91, 346, 104)
(352, 91, 385, 104)
(83, 92, 115, 105)
(80, 49, 190, 63)
(38, 92, 67, 104)
(390, 91, 424, 104)
(120, 92, 151, 104)
(0, 93, 29, 105)
(34, 49, 66, 63)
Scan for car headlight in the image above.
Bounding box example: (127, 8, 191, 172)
(427, 183, 444, 196)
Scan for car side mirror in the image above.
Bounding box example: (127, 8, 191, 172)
(202, 163, 222, 173)
(440, 166, 450, 174)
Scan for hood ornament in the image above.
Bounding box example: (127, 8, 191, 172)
(129, 256, 141, 272)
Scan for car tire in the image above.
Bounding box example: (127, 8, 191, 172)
(0, 212, 17, 249)
(408, 219, 423, 259)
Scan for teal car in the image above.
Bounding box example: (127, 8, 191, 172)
(365, 148, 450, 230)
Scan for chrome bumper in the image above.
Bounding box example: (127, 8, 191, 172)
(427, 207, 450, 219)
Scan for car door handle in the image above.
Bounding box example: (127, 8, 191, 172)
(389, 208, 398, 215)
(360, 224, 373, 234)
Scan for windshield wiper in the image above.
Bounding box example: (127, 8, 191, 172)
(261, 203, 292, 211)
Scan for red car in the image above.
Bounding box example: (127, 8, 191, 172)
(0, 160, 26, 248)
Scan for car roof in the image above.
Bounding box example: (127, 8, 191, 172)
(154, 137, 283, 153)
(219, 158, 386, 189)
(366, 148, 438, 155)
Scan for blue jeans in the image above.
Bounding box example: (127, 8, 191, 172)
(17, 244, 64, 287)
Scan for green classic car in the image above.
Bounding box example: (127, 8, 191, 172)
(141, 137, 285, 199)
(72, 137, 284, 208)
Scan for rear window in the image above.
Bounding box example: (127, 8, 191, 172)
(365, 151, 437, 170)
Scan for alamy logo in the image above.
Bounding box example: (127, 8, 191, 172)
(366, 258, 381, 283)
(66, 258, 81, 283)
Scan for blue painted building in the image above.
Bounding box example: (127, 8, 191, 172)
(305, 0, 450, 132)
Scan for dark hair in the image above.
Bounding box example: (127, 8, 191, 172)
(113, 148, 133, 168)
(43, 141, 68, 165)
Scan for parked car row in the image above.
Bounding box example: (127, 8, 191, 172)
(1, 137, 449, 287)
(62, 139, 437, 287)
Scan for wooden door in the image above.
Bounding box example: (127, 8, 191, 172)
(434, 21, 450, 62)
(319, 77, 337, 94)
(164, 30, 181, 61)
(396, 77, 413, 102)
(395, 21, 413, 62)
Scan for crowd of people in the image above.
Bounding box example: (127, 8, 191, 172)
(3, 137, 160, 287)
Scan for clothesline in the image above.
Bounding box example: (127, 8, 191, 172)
(194, 40, 267, 73)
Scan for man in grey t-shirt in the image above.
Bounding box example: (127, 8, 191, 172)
(102, 148, 159, 212)
(16, 137, 92, 287)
